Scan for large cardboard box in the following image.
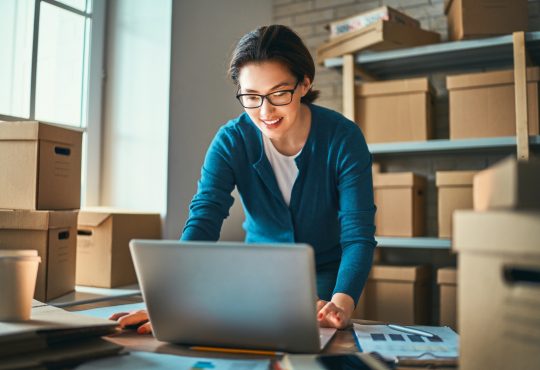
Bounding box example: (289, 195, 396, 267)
(474, 156, 540, 211)
(316, 20, 440, 64)
(0, 121, 82, 210)
(453, 210, 540, 370)
(0, 210, 78, 301)
(76, 208, 162, 288)
(436, 171, 476, 238)
(447, 67, 540, 140)
(373, 173, 426, 237)
(437, 267, 457, 330)
(327, 6, 420, 39)
(444, 0, 528, 41)
(354, 265, 431, 325)
(356, 78, 433, 143)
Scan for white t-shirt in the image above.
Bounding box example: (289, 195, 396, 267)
(262, 135, 301, 206)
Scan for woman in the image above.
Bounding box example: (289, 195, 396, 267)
(111, 24, 376, 334)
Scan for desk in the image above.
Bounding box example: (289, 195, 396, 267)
(66, 296, 457, 370)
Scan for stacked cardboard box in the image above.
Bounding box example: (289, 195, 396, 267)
(373, 172, 426, 237)
(437, 267, 457, 330)
(445, 0, 528, 41)
(356, 77, 434, 143)
(0, 121, 82, 301)
(447, 67, 540, 140)
(453, 156, 540, 370)
(76, 208, 161, 288)
(436, 171, 476, 238)
(354, 265, 431, 325)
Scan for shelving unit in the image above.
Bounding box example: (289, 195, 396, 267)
(376, 237, 451, 249)
(322, 31, 536, 249)
(369, 135, 540, 155)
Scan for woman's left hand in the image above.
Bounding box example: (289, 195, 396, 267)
(316, 293, 355, 329)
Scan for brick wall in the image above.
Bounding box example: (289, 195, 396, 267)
(272, 0, 539, 324)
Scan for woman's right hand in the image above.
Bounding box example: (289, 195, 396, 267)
(109, 309, 153, 335)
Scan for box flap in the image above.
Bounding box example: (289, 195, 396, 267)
(447, 67, 540, 90)
(357, 77, 430, 96)
(373, 172, 426, 188)
(0, 121, 82, 144)
(436, 170, 477, 187)
(437, 267, 457, 284)
(369, 264, 430, 282)
(78, 207, 160, 227)
(453, 210, 540, 255)
(0, 121, 40, 141)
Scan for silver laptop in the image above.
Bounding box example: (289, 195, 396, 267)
(129, 240, 337, 353)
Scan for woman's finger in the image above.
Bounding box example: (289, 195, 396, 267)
(136, 321, 153, 335)
(116, 311, 149, 328)
(108, 312, 130, 321)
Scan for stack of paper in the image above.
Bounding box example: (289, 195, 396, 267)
(0, 301, 122, 369)
(353, 324, 459, 366)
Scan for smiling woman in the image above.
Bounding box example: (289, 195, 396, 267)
(110, 24, 377, 334)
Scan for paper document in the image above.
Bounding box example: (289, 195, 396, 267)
(353, 324, 458, 362)
(75, 302, 146, 319)
(76, 351, 271, 370)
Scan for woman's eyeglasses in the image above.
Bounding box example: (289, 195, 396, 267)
(236, 80, 300, 109)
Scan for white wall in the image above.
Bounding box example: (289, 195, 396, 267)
(165, 0, 272, 239)
(100, 0, 172, 214)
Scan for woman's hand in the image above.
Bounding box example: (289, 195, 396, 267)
(109, 309, 153, 335)
(316, 293, 355, 329)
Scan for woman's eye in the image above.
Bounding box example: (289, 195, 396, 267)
(272, 91, 286, 97)
(246, 96, 259, 101)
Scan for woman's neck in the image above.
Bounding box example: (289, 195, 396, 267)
(271, 104, 311, 156)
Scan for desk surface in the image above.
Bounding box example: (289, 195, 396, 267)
(66, 296, 456, 370)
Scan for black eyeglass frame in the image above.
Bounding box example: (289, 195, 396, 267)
(236, 80, 301, 109)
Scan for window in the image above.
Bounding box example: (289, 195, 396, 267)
(0, 0, 105, 206)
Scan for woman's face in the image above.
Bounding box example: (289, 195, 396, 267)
(237, 60, 310, 141)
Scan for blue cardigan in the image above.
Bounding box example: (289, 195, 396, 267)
(181, 104, 377, 304)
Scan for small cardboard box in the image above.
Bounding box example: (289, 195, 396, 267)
(0, 121, 82, 210)
(453, 210, 540, 370)
(354, 265, 431, 325)
(76, 208, 162, 288)
(327, 6, 420, 39)
(447, 67, 540, 140)
(444, 0, 528, 41)
(0, 210, 78, 302)
(474, 156, 540, 211)
(356, 77, 433, 143)
(436, 171, 476, 238)
(437, 267, 457, 330)
(317, 20, 440, 64)
(374, 173, 426, 237)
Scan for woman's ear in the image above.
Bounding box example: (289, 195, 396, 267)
(302, 76, 312, 97)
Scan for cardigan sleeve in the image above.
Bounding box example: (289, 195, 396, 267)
(181, 127, 237, 241)
(333, 123, 377, 305)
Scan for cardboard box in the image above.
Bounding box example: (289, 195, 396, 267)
(474, 156, 540, 211)
(356, 77, 433, 143)
(0, 210, 78, 301)
(436, 171, 476, 238)
(354, 265, 431, 325)
(453, 210, 540, 370)
(437, 267, 457, 330)
(316, 20, 440, 64)
(447, 67, 540, 139)
(327, 6, 420, 39)
(373, 173, 426, 237)
(76, 208, 162, 288)
(0, 121, 82, 210)
(444, 0, 528, 41)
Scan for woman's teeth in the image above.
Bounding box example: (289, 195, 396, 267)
(262, 118, 281, 125)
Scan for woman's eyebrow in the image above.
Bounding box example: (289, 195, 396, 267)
(243, 81, 292, 93)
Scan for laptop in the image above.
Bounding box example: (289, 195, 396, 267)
(129, 240, 337, 353)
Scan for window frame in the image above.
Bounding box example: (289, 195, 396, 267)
(0, 0, 106, 207)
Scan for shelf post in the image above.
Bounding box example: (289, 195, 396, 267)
(512, 31, 530, 161)
(343, 54, 355, 121)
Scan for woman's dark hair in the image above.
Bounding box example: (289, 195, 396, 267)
(228, 25, 320, 104)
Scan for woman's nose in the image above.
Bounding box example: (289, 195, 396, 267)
(259, 98, 274, 115)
